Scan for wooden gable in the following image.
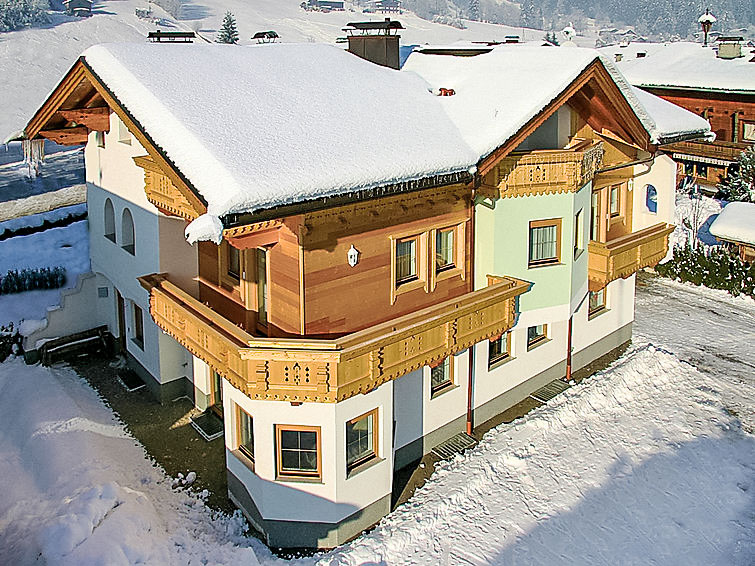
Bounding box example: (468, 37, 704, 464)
(25, 58, 207, 221)
(478, 59, 653, 178)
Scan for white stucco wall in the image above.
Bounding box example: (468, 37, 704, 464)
(224, 377, 393, 524)
(632, 153, 677, 232)
(571, 275, 635, 356)
(85, 113, 195, 386)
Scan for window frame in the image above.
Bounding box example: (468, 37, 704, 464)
(528, 218, 562, 268)
(256, 247, 269, 329)
(104, 198, 116, 243)
(429, 222, 466, 291)
(588, 287, 608, 319)
(526, 324, 548, 350)
(430, 357, 454, 397)
(395, 235, 420, 285)
(609, 185, 621, 217)
(573, 209, 584, 259)
(645, 184, 658, 214)
(132, 302, 144, 350)
(390, 231, 428, 304)
(235, 404, 254, 467)
(121, 208, 135, 255)
(346, 408, 379, 474)
(742, 121, 755, 142)
(275, 424, 322, 481)
(488, 332, 512, 370)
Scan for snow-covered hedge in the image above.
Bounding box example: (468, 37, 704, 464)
(0, 266, 66, 295)
(657, 245, 755, 298)
(0, 322, 21, 362)
(0, 0, 49, 32)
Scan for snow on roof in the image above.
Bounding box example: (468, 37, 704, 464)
(698, 13, 717, 24)
(709, 201, 755, 246)
(599, 41, 755, 94)
(403, 45, 712, 157)
(82, 43, 478, 240)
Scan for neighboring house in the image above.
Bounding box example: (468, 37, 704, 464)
(63, 0, 92, 17)
(23, 40, 710, 549)
(601, 40, 755, 192)
(709, 201, 755, 262)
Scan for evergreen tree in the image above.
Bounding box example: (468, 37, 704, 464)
(520, 0, 543, 30)
(717, 147, 755, 203)
(469, 0, 479, 20)
(216, 11, 239, 44)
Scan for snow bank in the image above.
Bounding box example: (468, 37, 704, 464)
(83, 42, 478, 225)
(709, 201, 755, 245)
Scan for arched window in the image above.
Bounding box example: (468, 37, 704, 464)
(121, 208, 135, 255)
(645, 184, 657, 213)
(104, 199, 116, 242)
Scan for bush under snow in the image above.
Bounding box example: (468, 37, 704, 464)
(0, 0, 49, 32)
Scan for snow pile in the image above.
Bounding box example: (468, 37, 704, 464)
(709, 201, 755, 245)
(602, 41, 755, 94)
(83, 42, 478, 222)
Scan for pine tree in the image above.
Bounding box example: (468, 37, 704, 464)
(469, 0, 480, 21)
(216, 11, 239, 44)
(520, 0, 543, 30)
(717, 147, 755, 203)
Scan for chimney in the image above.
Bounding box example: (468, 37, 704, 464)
(344, 18, 404, 70)
(716, 36, 744, 59)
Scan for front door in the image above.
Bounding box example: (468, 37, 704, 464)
(116, 290, 127, 353)
(210, 370, 223, 418)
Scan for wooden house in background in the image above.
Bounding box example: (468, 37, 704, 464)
(63, 0, 92, 17)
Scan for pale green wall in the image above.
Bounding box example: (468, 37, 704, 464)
(475, 183, 590, 312)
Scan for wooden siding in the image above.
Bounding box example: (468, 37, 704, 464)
(588, 222, 674, 290)
(301, 184, 472, 336)
(139, 273, 529, 403)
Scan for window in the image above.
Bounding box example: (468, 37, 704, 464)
(118, 118, 131, 145)
(227, 245, 240, 280)
(121, 208, 135, 255)
(684, 162, 695, 176)
(104, 199, 116, 242)
(132, 303, 144, 349)
(95, 130, 105, 148)
(590, 191, 600, 241)
(696, 163, 708, 177)
(395, 236, 418, 284)
(609, 185, 620, 217)
(488, 332, 511, 368)
(743, 122, 755, 142)
(236, 406, 254, 463)
(527, 324, 548, 350)
(529, 219, 561, 267)
(211, 370, 223, 411)
(645, 185, 658, 214)
(589, 288, 607, 317)
(256, 248, 268, 326)
(276, 425, 321, 480)
(573, 209, 583, 258)
(346, 409, 378, 472)
(430, 357, 453, 396)
(435, 228, 455, 272)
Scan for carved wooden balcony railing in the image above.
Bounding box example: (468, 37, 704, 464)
(588, 222, 674, 290)
(139, 273, 529, 403)
(482, 139, 605, 199)
(666, 140, 750, 164)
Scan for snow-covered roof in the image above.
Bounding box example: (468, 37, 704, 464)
(82, 43, 478, 235)
(403, 45, 712, 157)
(80, 42, 712, 242)
(599, 42, 755, 94)
(709, 201, 755, 246)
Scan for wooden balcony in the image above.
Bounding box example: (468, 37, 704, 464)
(139, 273, 530, 403)
(485, 139, 605, 199)
(588, 223, 674, 290)
(666, 140, 749, 164)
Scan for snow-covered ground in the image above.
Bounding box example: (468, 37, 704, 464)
(0, 211, 90, 326)
(0, 275, 752, 565)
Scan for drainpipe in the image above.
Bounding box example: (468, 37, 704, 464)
(733, 111, 741, 143)
(565, 315, 573, 382)
(466, 189, 476, 436)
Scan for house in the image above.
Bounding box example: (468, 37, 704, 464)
(601, 40, 755, 193)
(22, 41, 711, 548)
(63, 0, 92, 17)
(709, 201, 755, 262)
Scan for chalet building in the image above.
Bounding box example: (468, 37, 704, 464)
(23, 42, 710, 548)
(602, 40, 754, 192)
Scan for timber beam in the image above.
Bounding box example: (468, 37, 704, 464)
(58, 107, 110, 131)
(39, 126, 89, 145)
